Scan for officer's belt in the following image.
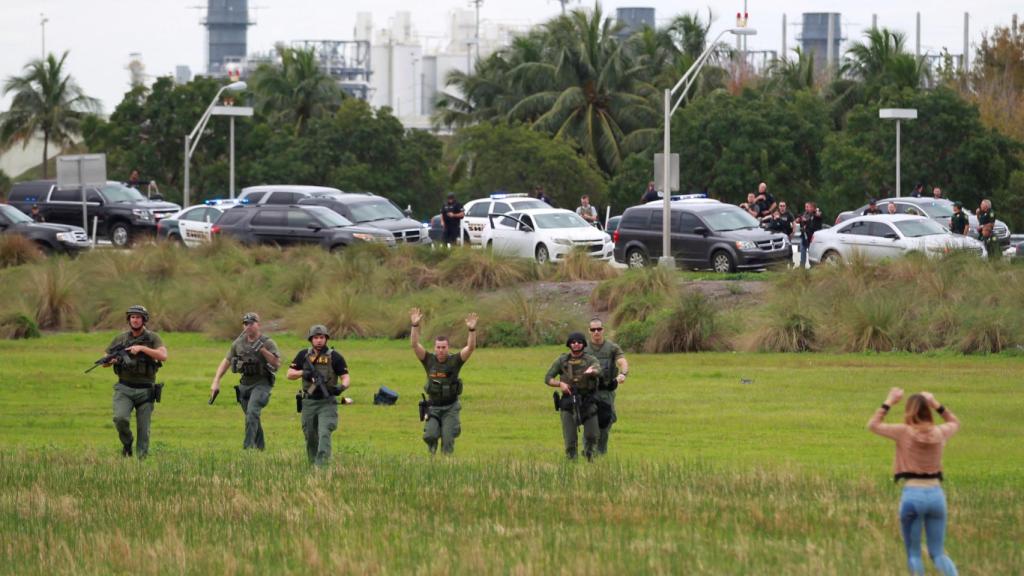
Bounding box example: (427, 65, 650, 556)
(118, 381, 154, 389)
(428, 397, 458, 408)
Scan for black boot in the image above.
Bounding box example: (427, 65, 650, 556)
(122, 444, 133, 457)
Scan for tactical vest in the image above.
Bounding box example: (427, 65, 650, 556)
(559, 353, 597, 394)
(423, 353, 463, 405)
(230, 336, 273, 384)
(585, 341, 619, 390)
(978, 210, 995, 238)
(111, 330, 161, 383)
(303, 347, 338, 397)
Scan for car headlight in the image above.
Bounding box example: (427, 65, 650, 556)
(132, 209, 152, 220)
(352, 233, 379, 242)
(55, 232, 73, 242)
(552, 238, 573, 246)
(735, 240, 756, 250)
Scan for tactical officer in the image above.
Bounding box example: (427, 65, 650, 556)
(546, 331, 601, 460)
(976, 199, 999, 260)
(210, 312, 281, 450)
(286, 325, 350, 466)
(409, 307, 478, 455)
(949, 202, 969, 236)
(584, 319, 629, 456)
(103, 305, 168, 458)
(862, 199, 882, 215)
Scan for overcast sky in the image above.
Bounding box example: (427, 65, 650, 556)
(1, 1, 1020, 113)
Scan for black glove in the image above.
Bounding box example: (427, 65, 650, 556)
(250, 336, 267, 353)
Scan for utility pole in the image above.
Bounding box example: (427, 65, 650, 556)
(470, 0, 483, 64)
(40, 13, 48, 59)
(963, 12, 970, 73)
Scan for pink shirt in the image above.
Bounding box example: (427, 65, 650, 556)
(869, 409, 959, 477)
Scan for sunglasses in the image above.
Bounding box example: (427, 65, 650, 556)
(589, 327, 603, 332)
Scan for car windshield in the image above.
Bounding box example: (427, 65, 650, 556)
(894, 219, 947, 237)
(914, 201, 954, 218)
(307, 206, 354, 227)
(347, 200, 404, 223)
(101, 184, 147, 203)
(701, 207, 760, 231)
(534, 212, 591, 229)
(0, 204, 34, 224)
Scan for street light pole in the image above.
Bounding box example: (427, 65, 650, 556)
(879, 108, 917, 198)
(182, 80, 246, 208)
(659, 27, 757, 268)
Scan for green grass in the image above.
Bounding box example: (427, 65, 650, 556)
(0, 334, 1022, 574)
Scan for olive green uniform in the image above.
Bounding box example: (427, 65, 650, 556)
(108, 329, 164, 458)
(585, 340, 625, 455)
(420, 352, 466, 454)
(977, 208, 999, 260)
(950, 211, 969, 236)
(293, 347, 346, 466)
(545, 352, 601, 460)
(226, 335, 280, 450)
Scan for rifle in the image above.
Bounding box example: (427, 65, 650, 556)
(303, 348, 333, 399)
(84, 337, 145, 374)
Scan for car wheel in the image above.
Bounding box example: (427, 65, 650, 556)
(823, 250, 842, 265)
(169, 233, 185, 245)
(711, 250, 736, 273)
(485, 240, 494, 253)
(329, 244, 346, 253)
(626, 248, 649, 269)
(535, 244, 550, 264)
(110, 223, 131, 248)
(463, 230, 471, 244)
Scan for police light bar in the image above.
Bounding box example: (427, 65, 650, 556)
(670, 193, 708, 201)
(489, 192, 530, 199)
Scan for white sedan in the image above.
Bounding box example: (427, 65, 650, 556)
(460, 194, 549, 245)
(480, 208, 613, 263)
(808, 214, 985, 265)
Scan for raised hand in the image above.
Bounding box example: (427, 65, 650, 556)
(410, 307, 423, 326)
(465, 312, 478, 331)
(886, 387, 904, 406)
(920, 391, 940, 410)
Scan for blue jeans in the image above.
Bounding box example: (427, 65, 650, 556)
(899, 486, 958, 576)
(799, 240, 809, 267)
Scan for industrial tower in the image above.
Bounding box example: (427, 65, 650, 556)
(204, 0, 254, 76)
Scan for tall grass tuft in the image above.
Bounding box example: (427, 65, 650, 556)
(438, 248, 537, 291)
(611, 292, 666, 326)
(0, 234, 45, 268)
(0, 312, 40, 339)
(292, 288, 376, 339)
(841, 296, 903, 352)
(540, 249, 619, 282)
(32, 260, 79, 330)
(591, 266, 674, 312)
(644, 291, 724, 353)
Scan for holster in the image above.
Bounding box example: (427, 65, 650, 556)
(295, 392, 303, 413)
(234, 385, 242, 405)
(150, 383, 164, 403)
(552, 392, 560, 412)
(596, 399, 614, 428)
(419, 394, 430, 422)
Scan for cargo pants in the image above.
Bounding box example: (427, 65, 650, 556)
(423, 400, 461, 455)
(112, 383, 155, 458)
(560, 399, 599, 460)
(301, 397, 338, 466)
(237, 383, 271, 450)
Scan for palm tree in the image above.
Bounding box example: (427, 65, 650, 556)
(506, 5, 659, 174)
(0, 51, 100, 178)
(843, 27, 931, 100)
(766, 47, 817, 95)
(250, 46, 344, 135)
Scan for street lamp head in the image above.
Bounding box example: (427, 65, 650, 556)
(729, 28, 757, 36)
(225, 81, 247, 92)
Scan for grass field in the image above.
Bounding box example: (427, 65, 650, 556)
(0, 333, 1021, 574)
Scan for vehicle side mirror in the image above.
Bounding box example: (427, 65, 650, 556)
(307, 222, 322, 231)
(521, 225, 534, 232)
(693, 226, 708, 236)
(885, 233, 899, 240)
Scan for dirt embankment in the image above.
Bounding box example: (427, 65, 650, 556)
(519, 279, 768, 317)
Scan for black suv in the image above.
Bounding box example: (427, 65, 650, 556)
(212, 204, 395, 250)
(613, 201, 791, 272)
(8, 180, 180, 247)
(0, 204, 91, 254)
(298, 193, 429, 245)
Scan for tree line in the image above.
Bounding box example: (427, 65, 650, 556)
(1, 5, 1022, 227)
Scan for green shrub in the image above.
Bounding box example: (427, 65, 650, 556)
(591, 267, 674, 312)
(540, 249, 619, 282)
(483, 321, 529, 347)
(750, 310, 817, 352)
(611, 292, 666, 326)
(0, 312, 40, 339)
(33, 261, 79, 330)
(613, 318, 656, 353)
(437, 248, 537, 291)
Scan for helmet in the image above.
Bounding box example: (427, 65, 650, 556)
(126, 305, 150, 323)
(307, 324, 331, 342)
(565, 331, 587, 347)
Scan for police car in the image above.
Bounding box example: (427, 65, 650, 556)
(480, 208, 614, 264)
(460, 193, 549, 246)
(157, 198, 245, 247)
